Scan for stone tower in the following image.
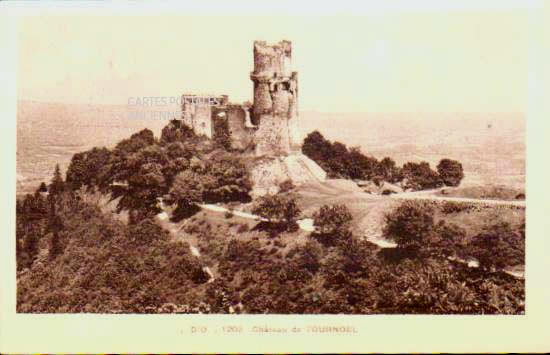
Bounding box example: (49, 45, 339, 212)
(250, 40, 301, 156)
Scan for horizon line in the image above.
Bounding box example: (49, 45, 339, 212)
(17, 99, 525, 116)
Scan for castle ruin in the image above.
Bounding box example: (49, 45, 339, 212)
(181, 40, 326, 195)
(182, 40, 301, 156)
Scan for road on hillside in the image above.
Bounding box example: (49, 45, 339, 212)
(389, 190, 525, 207)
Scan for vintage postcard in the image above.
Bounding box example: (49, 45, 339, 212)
(1, 0, 549, 353)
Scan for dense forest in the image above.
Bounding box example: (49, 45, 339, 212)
(16, 121, 524, 314)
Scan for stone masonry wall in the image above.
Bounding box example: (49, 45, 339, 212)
(181, 94, 228, 138)
(251, 40, 299, 157)
(212, 105, 255, 151)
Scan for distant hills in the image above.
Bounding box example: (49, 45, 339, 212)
(16, 100, 525, 194)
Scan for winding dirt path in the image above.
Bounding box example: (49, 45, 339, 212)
(199, 203, 315, 231)
(156, 206, 216, 282)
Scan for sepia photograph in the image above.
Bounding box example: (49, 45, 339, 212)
(14, 10, 528, 316)
(4, 1, 550, 353)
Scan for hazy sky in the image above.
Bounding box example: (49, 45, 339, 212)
(18, 10, 528, 112)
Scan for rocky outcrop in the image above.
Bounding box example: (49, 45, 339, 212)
(249, 153, 327, 196)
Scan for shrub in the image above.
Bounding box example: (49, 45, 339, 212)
(377, 157, 403, 183)
(160, 120, 196, 145)
(437, 159, 464, 187)
(312, 204, 353, 246)
(287, 240, 323, 274)
(236, 223, 249, 234)
(278, 179, 295, 193)
(127, 218, 169, 246)
(212, 115, 232, 150)
(252, 194, 301, 228)
(431, 221, 467, 256)
(383, 201, 435, 251)
(402, 161, 443, 191)
(441, 201, 471, 214)
(313, 204, 353, 235)
(466, 222, 524, 271)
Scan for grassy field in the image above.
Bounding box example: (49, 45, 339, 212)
(435, 202, 524, 239)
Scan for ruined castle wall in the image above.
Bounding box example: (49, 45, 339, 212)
(181, 94, 227, 138)
(211, 105, 255, 151)
(193, 103, 213, 137)
(226, 105, 255, 151)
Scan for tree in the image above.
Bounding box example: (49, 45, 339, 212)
(329, 141, 349, 177)
(378, 157, 403, 183)
(114, 128, 155, 154)
(112, 145, 170, 216)
(302, 131, 336, 175)
(383, 200, 435, 251)
(38, 182, 48, 193)
(312, 204, 354, 246)
(313, 204, 353, 235)
(287, 240, 323, 274)
(169, 169, 204, 210)
(200, 153, 252, 203)
(162, 142, 192, 187)
(168, 153, 252, 219)
(347, 147, 378, 180)
(212, 115, 232, 150)
(48, 231, 62, 260)
(49, 164, 65, 197)
(66, 147, 113, 191)
(47, 164, 66, 213)
(467, 222, 524, 271)
(252, 194, 301, 228)
(160, 120, 196, 145)
(23, 228, 39, 266)
(303, 131, 404, 183)
(402, 161, 443, 191)
(437, 159, 464, 187)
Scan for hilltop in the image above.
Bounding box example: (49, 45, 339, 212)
(16, 118, 525, 314)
